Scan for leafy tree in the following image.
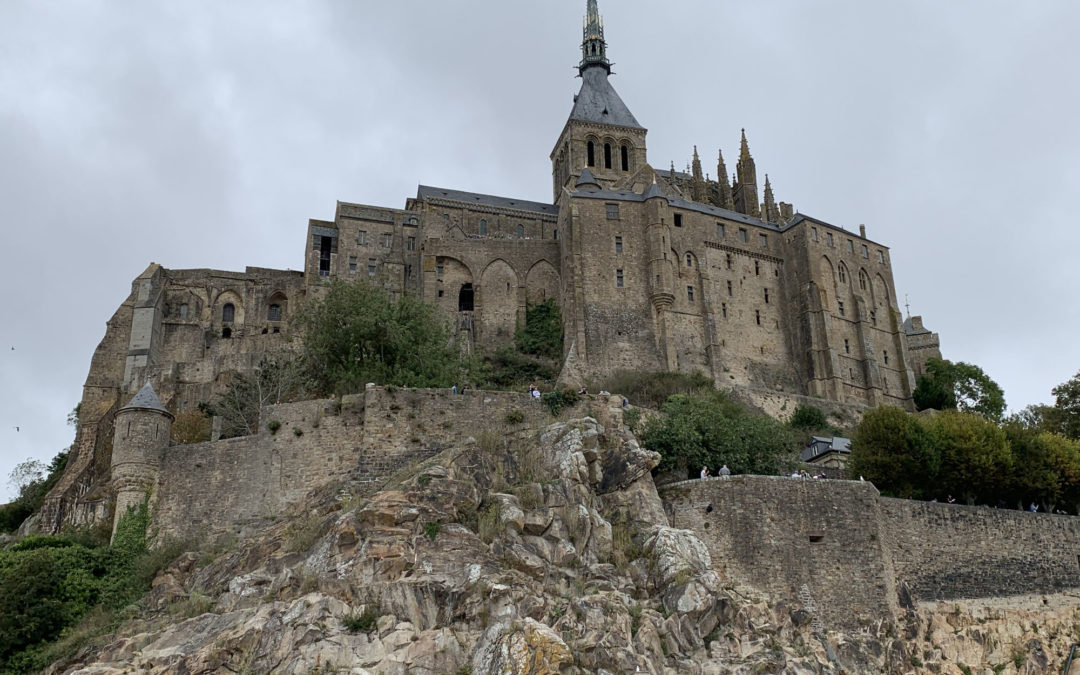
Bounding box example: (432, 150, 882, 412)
(848, 406, 938, 499)
(297, 280, 467, 395)
(1047, 371, 1080, 440)
(789, 404, 827, 431)
(640, 392, 797, 477)
(926, 411, 1012, 504)
(1002, 425, 1080, 511)
(1, 451, 69, 534)
(514, 299, 563, 360)
(913, 358, 1006, 421)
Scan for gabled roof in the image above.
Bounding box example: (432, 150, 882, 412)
(575, 168, 601, 189)
(800, 436, 852, 463)
(568, 67, 643, 130)
(121, 381, 172, 417)
(417, 185, 558, 218)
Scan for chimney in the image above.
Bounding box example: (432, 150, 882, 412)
(859, 224, 866, 238)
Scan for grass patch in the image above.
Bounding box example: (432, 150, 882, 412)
(341, 607, 380, 633)
(594, 370, 714, 410)
(424, 522, 442, 542)
(285, 514, 331, 553)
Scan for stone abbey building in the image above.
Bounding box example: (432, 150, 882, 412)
(39, 0, 940, 531)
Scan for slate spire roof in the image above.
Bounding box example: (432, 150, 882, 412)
(120, 381, 172, 417)
(568, 0, 643, 130)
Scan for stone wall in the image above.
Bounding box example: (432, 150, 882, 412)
(153, 386, 558, 540)
(880, 498, 1080, 602)
(662, 476, 898, 630)
(662, 476, 1080, 628)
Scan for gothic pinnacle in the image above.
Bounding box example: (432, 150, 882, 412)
(579, 0, 610, 74)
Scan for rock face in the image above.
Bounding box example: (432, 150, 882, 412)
(46, 414, 1080, 674)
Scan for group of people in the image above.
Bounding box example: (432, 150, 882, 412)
(789, 469, 829, 479)
(526, 385, 542, 401)
(700, 465, 731, 479)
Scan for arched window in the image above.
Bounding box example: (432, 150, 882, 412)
(479, 219, 487, 236)
(222, 303, 235, 323)
(587, 141, 595, 167)
(604, 143, 612, 169)
(859, 271, 868, 291)
(268, 304, 282, 322)
(838, 266, 846, 284)
(685, 253, 693, 268)
(517, 224, 524, 238)
(621, 144, 629, 171)
(458, 284, 474, 312)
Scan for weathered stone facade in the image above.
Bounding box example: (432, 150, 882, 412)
(662, 476, 1080, 629)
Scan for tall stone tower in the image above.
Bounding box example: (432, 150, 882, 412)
(550, 0, 647, 200)
(110, 381, 173, 539)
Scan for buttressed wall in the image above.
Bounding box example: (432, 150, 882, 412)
(662, 477, 1080, 629)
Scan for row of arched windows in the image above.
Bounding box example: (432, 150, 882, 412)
(586, 139, 631, 172)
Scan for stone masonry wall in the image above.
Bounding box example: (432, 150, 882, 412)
(154, 386, 556, 540)
(880, 498, 1080, 602)
(662, 476, 897, 630)
(661, 476, 1080, 629)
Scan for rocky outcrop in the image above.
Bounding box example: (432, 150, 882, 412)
(46, 414, 1080, 674)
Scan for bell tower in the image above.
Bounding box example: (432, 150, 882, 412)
(550, 0, 648, 201)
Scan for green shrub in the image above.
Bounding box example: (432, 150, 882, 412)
(596, 370, 713, 410)
(505, 409, 525, 425)
(424, 521, 442, 541)
(268, 420, 282, 435)
(789, 404, 827, 430)
(541, 388, 580, 416)
(341, 607, 380, 633)
(514, 299, 563, 359)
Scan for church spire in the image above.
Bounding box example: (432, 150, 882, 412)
(691, 146, 706, 202)
(717, 149, 734, 210)
(733, 129, 760, 218)
(580, 0, 611, 74)
(763, 174, 781, 224)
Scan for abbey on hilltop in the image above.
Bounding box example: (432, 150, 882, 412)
(38, 0, 939, 531)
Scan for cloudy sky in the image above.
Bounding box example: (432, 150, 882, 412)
(2, 0, 1079, 501)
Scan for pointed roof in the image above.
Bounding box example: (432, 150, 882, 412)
(575, 167, 601, 189)
(568, 67, 643, 130)
(120, 381, 172, 417)
(580, 0, 610, 74)
(642, 180, 665, 200)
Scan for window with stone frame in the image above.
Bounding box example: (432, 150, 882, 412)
(368, 259, 376, 276)
(606, 203, 620, 219)
(674, 213, 683, 227)
(615, 236, 623, 253)
(616, 269, 624, 287)
(811, 227, 819, 242)
(739, 228, 748, 242)
(349, 256, 357, 273)
(826, 232, 834, 247)
(838, 301, 845, 317)
(357, 230, 367, 245)
(479, 219, 487, 235)
(848, 239, 855, 253)
(407, 237, 416, 251)
(222, 303, 235, 323)
(381, 233, 392, 248)
(862, 244, 869, 258)
(877, 249, 885, 263)
(759, 233, 767, 247)
(687, 286, 694, 302)
(268, 304, 282, 322)
(717, 223, 725, 239)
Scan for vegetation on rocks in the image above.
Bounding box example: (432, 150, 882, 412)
(0, 451, 68, 534)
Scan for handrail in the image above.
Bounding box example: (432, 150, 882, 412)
(1064, 642, 1080, 674)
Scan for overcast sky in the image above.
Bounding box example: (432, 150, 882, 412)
(2, 0, 1079, 501)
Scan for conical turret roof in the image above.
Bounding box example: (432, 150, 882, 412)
(120, 381, 172, 417)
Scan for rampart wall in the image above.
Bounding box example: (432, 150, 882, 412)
(153, 386, 554, 541)
(661, 476, 1080, 629)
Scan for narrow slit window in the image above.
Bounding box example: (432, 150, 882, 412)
(687, 286, 694, 302)
(621, 144, 629, 171)
(615, 236, 623, 253)
(755, 310, 761, 325)
(479, 219, 487, 235)
(616, 269, 624, 287)
(587, 141, 595, 167)
(727, 280, 733, 296)
(604, 143, 612, 169)
(838, 301, 845, 317)
(367, 259, 376, 276)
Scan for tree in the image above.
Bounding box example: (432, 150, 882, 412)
(913, 358, 1006, 422)
(849, 406, 938, 499)
(514, 299, 563, 360)
(205, 353, 304, 437)
(1047, 371, 1080, 440)
(297, 280, 467, 395)
(1003, 425, 1080, 511)
(926, 411, 1012, 504)
(788, 404, 828, 431)
(640, 392, 797, 478)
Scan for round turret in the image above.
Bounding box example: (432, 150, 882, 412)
(110, 381, 173, 537)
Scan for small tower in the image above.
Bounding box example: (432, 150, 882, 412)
(762, 174, 781, 224)
(732, 129, 761, 218)
(716, 149, 734, 210)
(110, 381, 173, 539)
(691, 146, 706, 203)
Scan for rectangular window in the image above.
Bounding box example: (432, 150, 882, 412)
(616, 269, 624, 287)
(838, 301, 845, 317)
(615, 236, 623, 253)
(826, 232, 834, 247)
(862, 244, 869, 258)
(357, 230, 367, 245)
(764, 289, 770, 303)
(877, 250, 885, 263)
(367, 259, 376, 276)
(883, 350, 889, 364)
(759, 233, 768, 247)
(721, 303, 727, 318)
(407, 236, 416, 251)
(348, 256, 357, 273)
(754, 261, 760, 276)
(687, 286, 694, 302)
(739, 228, 748, 242)
(673, 213, 683, 227)
(382, 233, 392, 248)
(606, 203, 620, 219)
(725, 253, 732, 270)
(844, 339, 850, 354)
(437, 262, 444, 277)
(727, 280, 733, 296)
(848, 239, 855, 253)
(811, 227, 818, 242)
(717, 223, 725, 238)
(755, 309, 761, 325)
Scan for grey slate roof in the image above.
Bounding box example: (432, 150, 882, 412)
(568, 67, 643, 130)
(571, 183, 784, 231)
(417, 185, 557, 217)
(575, 168, 600, 188)
(121, 381, 171, 416)
(800, 436, 852, 463)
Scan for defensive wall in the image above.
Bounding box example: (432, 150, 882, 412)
(153, 386, 555, 541)
(661, 476, 1080, 630)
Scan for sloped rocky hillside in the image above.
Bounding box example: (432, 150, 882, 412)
(49, 405, 1080, 674)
